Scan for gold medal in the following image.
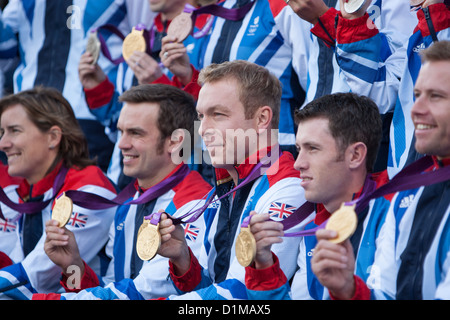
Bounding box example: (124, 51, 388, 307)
(122, 27, 147, 61)
(51, 192, 73, 227)
(136, 220, 161, 261)
(343, 0, 366, 14)
(325, 203, 357, 244)
(235, 227, 256, 267)
(167, 12, 193, 42)
(86, 31, 101, 64)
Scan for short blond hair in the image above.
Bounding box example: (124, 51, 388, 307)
(198, 60, 281, 129)
(420, 40, 450, 63)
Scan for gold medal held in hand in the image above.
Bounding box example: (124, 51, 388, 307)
(122, 27, 147, 61)
(167, 12, 193, 42)
(235, 227, 256, 267)
(325, 203, 357, 244)
(86, 31, 101, 64)
(136, 220, 161, 261)
(52, 192, 73, 227)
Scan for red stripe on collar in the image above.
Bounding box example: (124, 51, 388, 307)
(17, 161, 64, 200)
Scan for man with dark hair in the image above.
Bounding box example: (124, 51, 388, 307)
(312, 40, 450, 300)
(243, 92, 392, 300)
(33, 84, 212, 300)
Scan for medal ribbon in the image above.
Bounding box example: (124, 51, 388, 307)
(145, 149, 281, 226)
(64, 163, 191, 210)
(92, 0, 256, 65)
(0, 164, 191, 222)
(93, 23, 156, 65)
(0, 165, 69, 221)
(241, 155, 450, 238)
(91, 25, 126, 65)
(183, 0, 256, 38)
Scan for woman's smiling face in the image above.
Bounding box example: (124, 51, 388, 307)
(0, 104, 57, 184)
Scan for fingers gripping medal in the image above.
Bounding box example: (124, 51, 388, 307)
(86, 30, 101, 64)
(167, 12, 193, 42)
(325, 203, 358, 244)
(235, 216, 257, 267)
(136, 212, 162, 261)
(122, 26, 147, 61)
(343, 0, 366, 13)
(52, 192, 73, 227)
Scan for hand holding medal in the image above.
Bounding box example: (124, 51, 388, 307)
(136, 210, 190, 268)
(122, 26, 147, 61)
(236, 213, 284, 268)
(136, 211, 162, 261)
(236, 224, 257, 267)
(85, 31, 101, 65)
(325, 203, 357, 244)
(167, 12, 193, 43)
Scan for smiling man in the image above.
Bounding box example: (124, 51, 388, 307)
(33, 84, 212, 300)
(243, 92, 392, 300)
(156, 60, 307, 300)
(311, 40, 450, 300)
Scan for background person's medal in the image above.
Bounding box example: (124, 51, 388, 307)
(325, 203, 357, 244)
(167, 12, 193, 42)
(51, 192, 73, 227)
(122, 27, 146, 61)
(235, 226, 256, 267)
(343, 0, 366, 13)
(86, 31, 101, 64)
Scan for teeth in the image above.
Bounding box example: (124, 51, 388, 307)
(301, 177, 312, 181)
(123, 155, 138, 159)
(416, 124, 435, 130)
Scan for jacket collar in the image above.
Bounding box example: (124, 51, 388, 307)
(134, 163, 186, 193)
(17, 161, 64, 201)
(433, 155, 450, 168)
(214, 146, 273, 186)
(314, 173, 373, 226)
(154, 13, 170, 33)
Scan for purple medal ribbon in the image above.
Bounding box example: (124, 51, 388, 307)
(0, 165, 69, 221)
(239, 175, 376, 234)
(93, 23, 155, 65)
(145, 149, 281, 226)
(281, 175, 377, 237)
(0, 164, 190, 222)
(64, 164, 191, 210)
(147, 210, 163, 227)
(92, 24, 126, 65)
(241, 155, 450, 238)
(183, 0, 255, 38)
(93, 0, 255, 65)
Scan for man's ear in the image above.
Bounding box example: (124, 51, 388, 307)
(346, 142, 367, 170)
(167, 128, 191, 164)
(255, 106, 273, 134)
